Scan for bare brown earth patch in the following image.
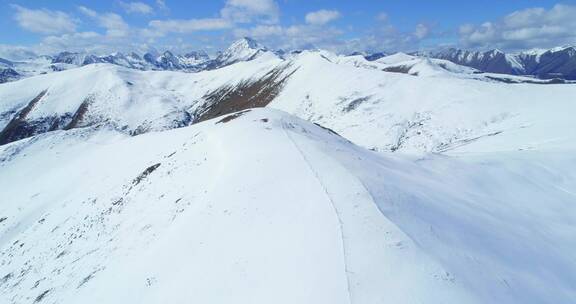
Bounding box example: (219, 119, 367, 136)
(0, 90, 48, 145)
(195, 64, 296, 123)
(64, 95, 95, 130)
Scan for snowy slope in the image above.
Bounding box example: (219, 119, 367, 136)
(2, 49, 574, 153)
(0, 53, 289, 144)
(270, 51, 576, 153)
(1, 109, 575, 304)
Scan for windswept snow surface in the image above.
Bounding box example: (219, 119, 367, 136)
(0, 54, 285, 135)
(0, 109, 575, 304)
(271, 51, 576, 153)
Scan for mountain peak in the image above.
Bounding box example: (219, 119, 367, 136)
(184, 50, 209, 60)
(230, 37, 262, 50)
(212, 37, 269, 68)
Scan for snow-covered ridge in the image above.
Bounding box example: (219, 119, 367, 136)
(1, 48, 575, 153)
(1, 108, 574, 303)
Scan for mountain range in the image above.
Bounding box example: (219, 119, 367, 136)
(425, 46, 576, 79)
(1, 37, 575, 303)
(0, 38, 272, 83)
(2, 38, 576, 84)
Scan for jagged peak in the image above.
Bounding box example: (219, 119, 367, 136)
(162, 50, 176, 58)
(225, 37, 266, 53)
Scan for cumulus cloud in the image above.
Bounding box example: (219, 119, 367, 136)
(34, 7, 141, 54)
(147, 0, 277, 37)
(414, 23, 429, 39)
(79, 6, 131, 38)
(12, 5, 77, 34)
(0, 44, 38, 60)
(305, 10, 340, 25)
(233, 23, 349, 52)
(459, 4, 576, 49)
(120, 1, 154, 15)
(148, 18, 232, 34)
(37, 31, 155, 55)
(221, 0, 280, 24)
(156, 0, 168, 11)
(231, 14, 436, 54)
(375, 12, 388, 22)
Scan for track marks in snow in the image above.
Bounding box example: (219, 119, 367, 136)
(281, 119, 353, 304)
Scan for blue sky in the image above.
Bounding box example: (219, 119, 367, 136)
(1, 0, 576, 56)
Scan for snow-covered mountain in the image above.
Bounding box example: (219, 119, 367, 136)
(3, 39, 576, 84)
(0, 38, 275, 84)
(1, 48, 574, 149)
(0, 67, 20, 84)
(1, 38, 576, 303)
(341, 52, 479, 77)
(50, 50, 210, 72)
(428, 46, 576, 79)
(205, 37, 270, 69)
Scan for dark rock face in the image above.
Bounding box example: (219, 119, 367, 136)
(184, 51, 210, 61)
(364, 52, 389, 61)
(141, 51, 210, 71)
(0, 57, 14, 67)
(0, 68, 20, 83)
(156, 51, 180, 70)
(528, 47, 576, 79)
(431, 49, 523, 75)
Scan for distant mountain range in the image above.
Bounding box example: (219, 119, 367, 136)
(0, 38, 272, 83)
(1, 34, 576, 304)
(423, 46, 576, 80)
(1, 38, 576, 84)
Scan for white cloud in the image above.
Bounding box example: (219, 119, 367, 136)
(78, 6, 98, 18)
(376, 12, 388, 22)
(220, 0, 279, 24)
(120, 1, 154, 15)
(0, 44, 38, 60)
(156, 0, 168, 11)
(149, 18, 232, 34)
(5, 0, 442, 56)
(147, 0, 278, 37)
(38, 31, 154, 55)
(305, 10, 340, 25)
(11, 5, 77, 35)
(234, 25, 283, 38)
(79, 6, 130, 38)
(459, 4, 576, 49)
(414, 23, 429, 39)
(233, 23, 346, 51)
